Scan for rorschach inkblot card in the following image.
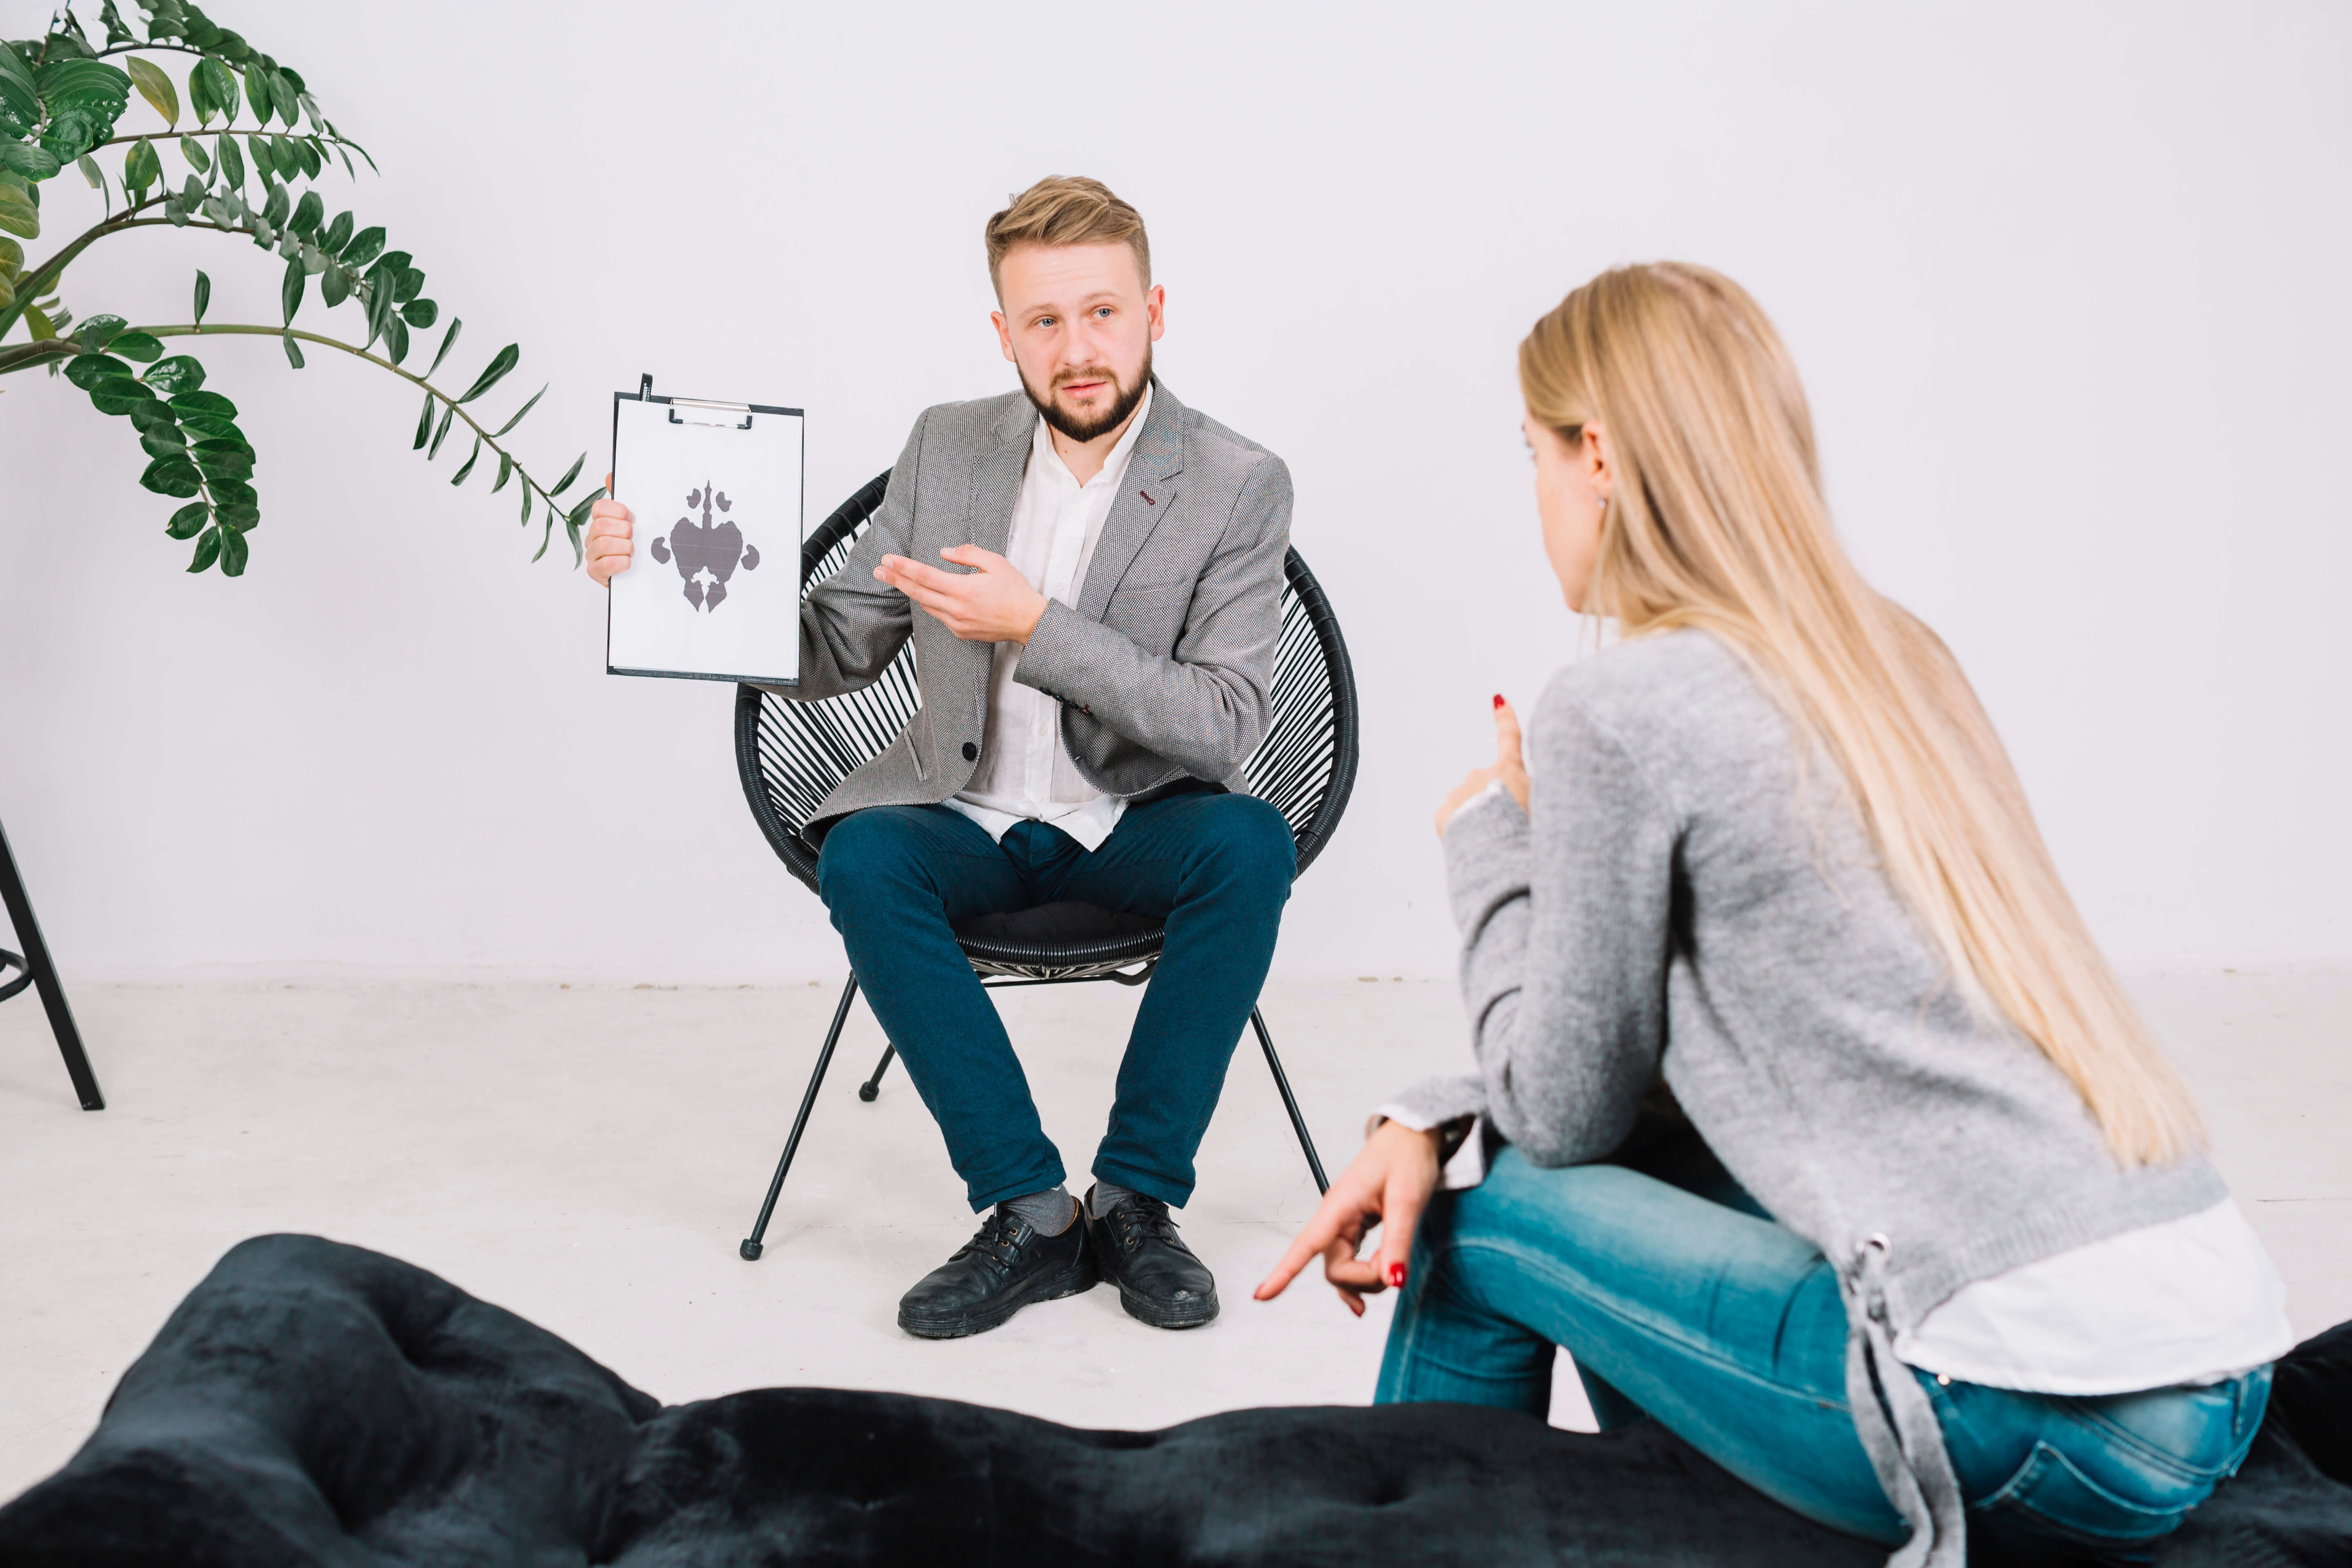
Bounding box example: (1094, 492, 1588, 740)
(606, 382, 804, 686)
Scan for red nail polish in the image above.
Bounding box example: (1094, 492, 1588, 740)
(1387, 1261, 1407, 1288)
(1492, 694, 1505, 709)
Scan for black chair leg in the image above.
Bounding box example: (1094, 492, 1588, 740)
(1250, 1007, 1327, 1194)
(0, 814, 102, 1112)
(857, 1043, 895, 1102)
(740, 972, 859, 1261)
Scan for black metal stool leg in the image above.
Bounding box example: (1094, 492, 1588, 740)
(857, 1043, 895, 1102)
(0, 815, 102, 1111)
(1250, 1007, 1326, 1194)
(741, 972, 859, 1261)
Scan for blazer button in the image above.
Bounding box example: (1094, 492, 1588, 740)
(961, 742, 978, 761)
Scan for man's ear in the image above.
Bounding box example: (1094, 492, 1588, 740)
(991, 309, 1016, 363)
(1145, 284, 1165, 343)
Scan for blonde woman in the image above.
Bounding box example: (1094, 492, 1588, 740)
(1256, 265, 2289, 1566)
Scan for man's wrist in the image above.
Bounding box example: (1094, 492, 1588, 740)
(1012, 589, 1049, 646)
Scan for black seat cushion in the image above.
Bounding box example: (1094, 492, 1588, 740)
(0, 1235, 2344, 1566)
(953, 900, 1164, 950)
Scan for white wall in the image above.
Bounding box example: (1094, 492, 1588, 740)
(3, 1, 2347, 982)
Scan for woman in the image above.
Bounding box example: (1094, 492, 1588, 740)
(1255, 264, 2289, 1566)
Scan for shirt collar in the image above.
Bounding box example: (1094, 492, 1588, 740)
(1031, 381, 1154, 489)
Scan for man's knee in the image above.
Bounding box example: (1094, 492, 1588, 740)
(816, 807, 939, 912)
(1199, 795, 1298, 895)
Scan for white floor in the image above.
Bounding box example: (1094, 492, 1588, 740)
(3, 968, 2347, 1505)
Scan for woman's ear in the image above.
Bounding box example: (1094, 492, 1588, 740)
(1582, 422, 1613, 497)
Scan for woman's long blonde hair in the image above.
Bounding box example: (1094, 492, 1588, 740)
(1522, 263, 2202, 1165)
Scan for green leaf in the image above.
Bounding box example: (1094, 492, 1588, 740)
(91, 383, 158, 415)
(490, 451, 513, 493)
(0, 189, 37, 241)
(193, 438, 254, 479)
(124, 136, 162, 194)
(320, 263, 350, 308)
(186, 56, 215, 123)
(178, 133, 211, 174)
(0, 274, 12, 313)
(457, 344, 519, 405)
(219, 526, 249, 577)
(0, 233, 17, 275)
(280, 253, 303, 324)
(209, 477, 257, 510)
(427, 400, 455, 458)
(281, 332, 303, 370)
(340, 224, 383, 266)
(413, 389, 434, 450)
(489, 383, 546, 437)
(242, 62, 269, 123)
(425, 316, 462, 377)
(450, 437, 481, 485)
(177, 412, 242, 441)
(216, 127, 243, 188)
(0, 142, 60, 179)
(65, 352, 134, 391)
(75, 153, 101, 189)
(519, 477, 532, 524)
(140, 454, 204, 497)
(270, 132, 298, 180)
(165, 501, 210, 539)
(288, 188, 322, 238)
(138, 422, 188, 459)
(125, 56, 179, 125)
(197, 58, 237, 126)
(109, 331, 165, 363)
(393, 267, 424, 305)
(143, 354, 206, 396)
(169, 388, 238, 419)
(187, 525, 221, 573)
(0, 51, 37, 141)
(214, 499, 260, 529)
(261, 178, 289, 227)
(127, 400, 179, 434)
(549, 452, 586, 497)
(267, 70, 297, 128)
(401, 297, 437, 330)
(321, 209, 351, 254)
(383, 313, 409, 365)
(192, 267, 210, 324)
(74, 314, 129, 351)
(566, 492, 603, 567)
(532, 501, 554, 561)
(294, 136, 321, 181)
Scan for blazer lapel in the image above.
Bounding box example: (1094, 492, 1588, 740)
(1075, 379, 1186, 622)
(966, 395, 1034, 559)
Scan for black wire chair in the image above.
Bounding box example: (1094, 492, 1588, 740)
(734, 470, 1360, 1261)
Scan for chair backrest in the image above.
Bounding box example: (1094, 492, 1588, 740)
(736, 470, 1360, 896)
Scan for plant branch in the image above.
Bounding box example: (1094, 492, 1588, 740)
(2, 201, 256, 346)
(0, 339, 80, 373)
(135, 323, 577, 519)
(83, 127, 365, 156)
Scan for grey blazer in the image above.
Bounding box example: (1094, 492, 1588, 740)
(777, 378, 1294, 832)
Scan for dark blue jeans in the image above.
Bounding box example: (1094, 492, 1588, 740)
(1376, 1140, 2271, 1560)
(816, 788, 1294, 1212)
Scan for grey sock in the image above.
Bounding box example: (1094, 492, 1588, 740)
(1088, 1180, 1143, 1217)
(1001, 1185, 1077, 1236)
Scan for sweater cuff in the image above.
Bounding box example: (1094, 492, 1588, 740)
(1442, 786, 1530, 933)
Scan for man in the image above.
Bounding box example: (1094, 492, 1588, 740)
(586, 177, 1298, 1339)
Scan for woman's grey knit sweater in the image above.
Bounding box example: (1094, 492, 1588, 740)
(1389, 628, 2223, 1568)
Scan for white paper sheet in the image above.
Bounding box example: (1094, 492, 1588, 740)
(606, 395, 803, 684)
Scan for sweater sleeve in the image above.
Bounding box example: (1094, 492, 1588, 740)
(1428, 676, 1682, 1169)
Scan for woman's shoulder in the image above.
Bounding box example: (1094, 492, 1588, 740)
(1537, 626, 1774, 746)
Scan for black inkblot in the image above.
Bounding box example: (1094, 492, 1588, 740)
(661, 479, 760, 611)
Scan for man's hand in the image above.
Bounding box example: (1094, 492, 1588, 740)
(585, 473, 632, 587)
(875, 544, 1049, 644)
(1434, 695, 1530, 837)
(1254, 1118, 1444, 1317)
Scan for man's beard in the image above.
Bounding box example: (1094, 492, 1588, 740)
(1020, 345, 1153, 445)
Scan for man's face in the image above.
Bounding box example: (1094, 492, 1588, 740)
(991, 241, 1165, 444)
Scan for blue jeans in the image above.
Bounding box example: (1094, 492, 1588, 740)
(1376, 1138, 2271, 1560)
(816, 787, 1294, 1212)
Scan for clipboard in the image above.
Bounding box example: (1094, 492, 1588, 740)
(606, 373, 805, 687)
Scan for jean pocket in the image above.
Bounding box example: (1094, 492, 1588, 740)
(1982, 1439, 2205, 1544)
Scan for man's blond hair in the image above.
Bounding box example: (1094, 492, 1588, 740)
(984, 176, 1151, 296)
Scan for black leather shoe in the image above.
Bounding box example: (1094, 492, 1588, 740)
(1082, 1185, 1218, 1329)
(896, 1206, 1096, 1340)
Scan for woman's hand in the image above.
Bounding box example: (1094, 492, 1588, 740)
(1255, 1119, 1444, 1316)
(1434, 695, 1530, 837)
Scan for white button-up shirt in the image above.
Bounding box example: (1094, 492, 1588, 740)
(942, 385, 1152, 852)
